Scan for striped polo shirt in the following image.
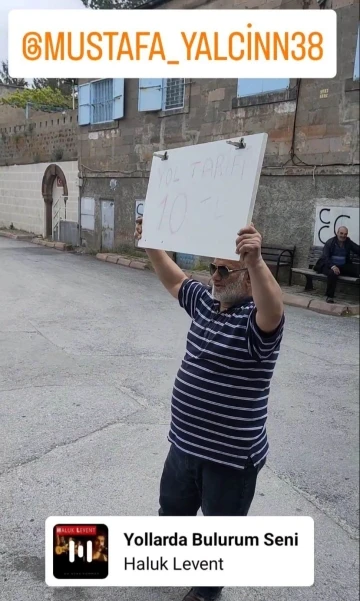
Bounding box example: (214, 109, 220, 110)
(168, 278, 284, 470)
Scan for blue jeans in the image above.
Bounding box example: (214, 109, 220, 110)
(159, 444, 262, 600)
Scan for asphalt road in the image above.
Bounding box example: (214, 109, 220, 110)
(0, 237, 359, 601)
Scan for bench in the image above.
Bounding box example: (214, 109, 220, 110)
(291, 246, 360, 291)
(261, 245, 296, 285)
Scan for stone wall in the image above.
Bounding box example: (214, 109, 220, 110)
(0, 83, 60, 127)
(157, 0, 355, 10)
(254, 171, 359, 268)
(78, 0, 360, 261)
(0, 84, 28, 126)
(0, 109, 78, 167)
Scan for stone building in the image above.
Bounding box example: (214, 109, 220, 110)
(77, 0, 359, 268)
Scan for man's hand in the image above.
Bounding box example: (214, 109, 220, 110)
(135, 217, 142, 241)
(331, 265, 340, 275)
(236, 223, 262, 268)
(236, 223, 283, 333)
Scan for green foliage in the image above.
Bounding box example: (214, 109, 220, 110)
(0, 87, 72, 111)
(52, 147, 64, 161)
(33, 78, 77, 97)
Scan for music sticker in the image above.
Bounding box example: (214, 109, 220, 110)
(53, 524, 108, 580)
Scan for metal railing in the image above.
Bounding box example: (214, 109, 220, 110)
(52, 196, 68, 240)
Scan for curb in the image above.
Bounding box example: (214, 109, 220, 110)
(282, 292, 358, 316)
(0, 230, 72, 251)
(31, 238, 72, 251)
(0, 230, 34, 241)
(307, 299, 356, 317)
(282, 292, 311, 310)
(96, 253, 149, 270)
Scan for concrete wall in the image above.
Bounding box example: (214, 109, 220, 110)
(78, 0, 360, 262)
(254, 172, 359, 267)
(0, 161, 79, 236)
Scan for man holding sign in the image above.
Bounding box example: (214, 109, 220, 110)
(135, 218, 284, 601)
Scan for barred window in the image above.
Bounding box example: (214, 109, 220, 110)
(92, 79, 113, 124)
(163, 79, 185, 110)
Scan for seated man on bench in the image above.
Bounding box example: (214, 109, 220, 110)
(315, 226, 360, 303)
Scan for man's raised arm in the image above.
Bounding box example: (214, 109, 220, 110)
(135, 218, 187, 299)
(236, 224, 284, 333)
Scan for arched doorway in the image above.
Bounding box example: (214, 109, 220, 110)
(41, 164, 68, 239)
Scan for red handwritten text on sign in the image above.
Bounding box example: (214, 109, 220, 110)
(156, 153, 245, 235)
(158, 193, 188, 234)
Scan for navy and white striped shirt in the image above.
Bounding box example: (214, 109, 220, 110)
(168, 279, 284, 470)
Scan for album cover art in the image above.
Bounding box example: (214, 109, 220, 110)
(53, 524, 108, 579)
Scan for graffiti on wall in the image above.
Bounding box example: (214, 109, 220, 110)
(135, 200, 145, 247)
(314, 207, 359, 246)
(135, 200, 144, 221)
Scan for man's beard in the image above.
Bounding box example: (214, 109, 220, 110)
(212, 280, 248, 305)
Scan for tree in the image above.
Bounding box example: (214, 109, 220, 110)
(81, 0, 142, 7)
(33, 78, 77, 98)
(0, 87, 73, 111)
(0, 61, 27, 88)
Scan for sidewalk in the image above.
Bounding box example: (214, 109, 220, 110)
(0, 229, 358, 317)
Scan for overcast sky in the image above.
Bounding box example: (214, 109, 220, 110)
(0, 0, 86, 66)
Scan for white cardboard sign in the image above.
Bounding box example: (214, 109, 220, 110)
(139, 134, 267, 260)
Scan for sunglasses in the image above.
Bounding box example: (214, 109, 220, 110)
(209, 263, 248, 278)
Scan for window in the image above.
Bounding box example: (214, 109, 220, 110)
(163, 79, 185, 110)
(78, 79, 124, 126)
(92, 79, 113, 123)
(237, 78, 289, 98)
(354, 26, 359, 81)
(138, 79, 185, 112)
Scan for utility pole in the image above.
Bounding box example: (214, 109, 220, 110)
(25, 102, 32, 120)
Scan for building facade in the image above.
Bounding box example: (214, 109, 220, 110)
(76, 0, 358, 266)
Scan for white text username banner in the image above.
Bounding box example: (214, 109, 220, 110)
(9, 10, 337, 78)
(45, 515, 314, 587)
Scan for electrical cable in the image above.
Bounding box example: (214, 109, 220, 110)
(264, 78, 359, 170)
